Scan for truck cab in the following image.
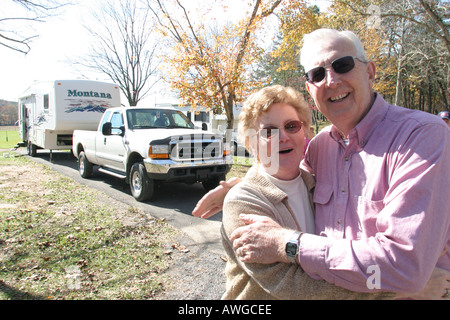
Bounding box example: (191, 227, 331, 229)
(73, 106, 232, 202)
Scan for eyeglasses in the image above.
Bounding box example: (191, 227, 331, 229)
(305, 56, 365, 84)
(259, 120, 303, 140)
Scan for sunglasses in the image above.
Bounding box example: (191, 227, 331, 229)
(305, 56, 365, 84)
(259, 120, 303, 140)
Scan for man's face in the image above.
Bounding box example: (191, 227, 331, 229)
(304, 38, 376, 135)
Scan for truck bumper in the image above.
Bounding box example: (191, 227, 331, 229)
(144, 158, 232, 182)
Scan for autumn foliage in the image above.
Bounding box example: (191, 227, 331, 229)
(148, 0, 449, 124)
(150, 0, 282, 128)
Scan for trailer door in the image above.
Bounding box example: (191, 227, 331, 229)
(19, 103, 28, 142)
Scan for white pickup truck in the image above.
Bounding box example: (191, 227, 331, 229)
(72, 106, 232, 202)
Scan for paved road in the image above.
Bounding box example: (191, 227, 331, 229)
(19, 148, 226, 299)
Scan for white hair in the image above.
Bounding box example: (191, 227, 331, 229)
(300, 29, 367, 72)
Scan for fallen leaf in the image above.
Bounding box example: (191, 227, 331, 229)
(171, 242, 190, 253)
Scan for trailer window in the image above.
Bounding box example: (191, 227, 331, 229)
(194, 111, 209, 122)
(43, 94, 49, 110)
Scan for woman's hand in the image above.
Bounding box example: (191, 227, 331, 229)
(192, 177, 242, 219)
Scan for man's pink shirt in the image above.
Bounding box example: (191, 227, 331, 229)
(300, 93, 450, 293)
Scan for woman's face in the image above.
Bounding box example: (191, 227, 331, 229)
(254, 103, 305, 180)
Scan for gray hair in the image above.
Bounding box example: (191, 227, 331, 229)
(300, 29, 367, 71)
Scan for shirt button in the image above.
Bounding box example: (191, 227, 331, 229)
(337, 219, 343, 226)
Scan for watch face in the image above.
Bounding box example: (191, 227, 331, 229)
(286, 242, 297, 257)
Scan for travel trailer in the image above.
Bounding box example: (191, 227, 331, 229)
(18, 80, 121, 157)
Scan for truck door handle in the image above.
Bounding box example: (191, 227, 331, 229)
(104, 138, 107, 145)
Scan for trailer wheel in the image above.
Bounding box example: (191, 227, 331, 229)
(27, 142, 37, 157)
(78, 151, 93, 178)
(130, 162, 154, 202)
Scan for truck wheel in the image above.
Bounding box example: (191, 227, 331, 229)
(130, 162, 154, 202)
(27, 142, 37, 157)
(78, 151, 93, 178)
(202, 175, 225, 191)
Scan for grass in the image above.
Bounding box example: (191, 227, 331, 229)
(0, 155, 178, 300)
(0, 127, 20, 150)
(0, 152, 254, 300)
(227, 156, 253, 179)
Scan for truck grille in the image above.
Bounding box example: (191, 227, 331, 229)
(170, 134, 223, 161)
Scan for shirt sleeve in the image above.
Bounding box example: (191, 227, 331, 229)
(299, 123, 450, 293)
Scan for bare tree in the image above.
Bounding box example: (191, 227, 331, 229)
(0, 0, 69, 54)
(75, 0, 161, 106)
(337, 0, 449, 112)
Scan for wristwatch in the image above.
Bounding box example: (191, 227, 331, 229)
(285, 231, 303, 264)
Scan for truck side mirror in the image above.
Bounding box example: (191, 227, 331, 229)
(119, 126, 125, 136)
(102, 122, 112, 136)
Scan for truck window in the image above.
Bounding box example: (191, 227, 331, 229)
(99, 110, 112, 130)
(110, 112, 124, 134)
(173, 112, 194, 128)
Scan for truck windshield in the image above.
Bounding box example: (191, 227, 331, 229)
(126, 109, 195, 129)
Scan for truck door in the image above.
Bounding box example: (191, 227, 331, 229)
(96, 110, 127, 171)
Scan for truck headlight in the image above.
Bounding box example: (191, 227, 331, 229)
(149, 145, 170, 159)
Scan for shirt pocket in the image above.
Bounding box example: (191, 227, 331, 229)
(313, 184, 333, 236)
(354, 196, 384, 237)
(313, 184, 333, 205)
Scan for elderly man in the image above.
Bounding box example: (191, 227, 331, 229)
(194, 29, 450, 297)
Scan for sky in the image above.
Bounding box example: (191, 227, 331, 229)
(0, 0, 330, 106)
(0, 0, 100, 102)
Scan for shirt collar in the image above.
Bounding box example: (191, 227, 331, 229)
(330, 92, 388, 147)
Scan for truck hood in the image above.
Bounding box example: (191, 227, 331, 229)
(130, 128, 221, 142)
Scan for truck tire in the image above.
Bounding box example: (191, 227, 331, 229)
(202, 175, 225, 191)
(130, 162, 154, 202)
(78, 151, 93, 178)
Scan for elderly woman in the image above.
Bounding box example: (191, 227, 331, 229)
(220, 85, 393, 300)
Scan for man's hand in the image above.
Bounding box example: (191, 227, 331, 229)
(192, 177, 241, 219)
(230, 214, 293, 264)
